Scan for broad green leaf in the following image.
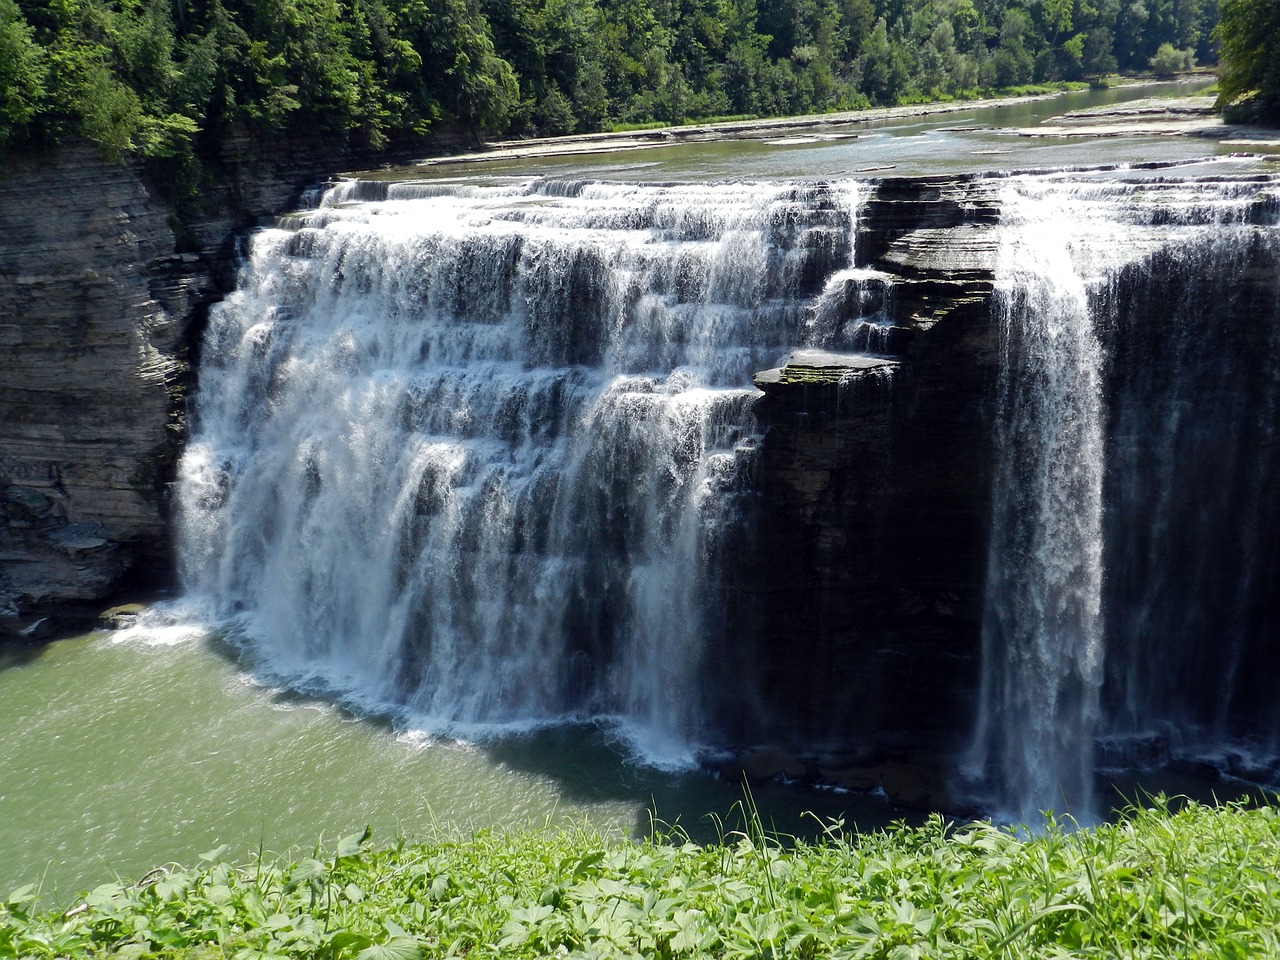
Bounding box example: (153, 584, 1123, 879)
(337, 826, 373, 860)
(573, 851, 606, 878)
(355, 936, 424, 960)
(328, 930, 374, 956)
(290, 859, 328, 884)
(151, 875, 188, 902)
(85, 882, 126, 907)
(671, 917, 707, 954)
(200, 845, 230, 863)
(4, 884, 38, 910)
(509, 904, 554, 925)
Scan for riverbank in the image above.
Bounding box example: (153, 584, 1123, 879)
(5, 799, 1278, 958)
(368, 78, 1232, 171)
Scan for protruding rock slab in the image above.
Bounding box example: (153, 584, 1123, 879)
(756, 349, 898, 385)
(754, 350, 899, 413)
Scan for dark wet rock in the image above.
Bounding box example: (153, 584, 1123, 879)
(1096, 733, 1172, 770)
(97, 602, 149, 631)
(1167, 757, 1224, 781)
(881, 758, 961, 811)
(734, 748, 812, 784)
(712, 174, 999, 777)
(816, 764, 883, 793)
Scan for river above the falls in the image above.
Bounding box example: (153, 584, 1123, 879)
(357, 79, 1272, 182)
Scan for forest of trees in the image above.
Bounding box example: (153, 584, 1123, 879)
(0, 0, 1237, 165)
(1215, 0, 1279, 124)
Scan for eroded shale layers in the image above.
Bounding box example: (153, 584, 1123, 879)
(0, 143, 207, 631)
(3, 155, 1279, 817)
(0, 138, 431, 637)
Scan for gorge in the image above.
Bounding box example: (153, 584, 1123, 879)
(3, 95, 1280, 844)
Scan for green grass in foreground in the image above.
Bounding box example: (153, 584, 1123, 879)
(5, 799, 1280, 959)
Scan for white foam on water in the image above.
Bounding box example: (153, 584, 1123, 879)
(177, 177, 868, 769)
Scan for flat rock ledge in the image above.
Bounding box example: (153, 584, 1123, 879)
(754, 350, 899, 413)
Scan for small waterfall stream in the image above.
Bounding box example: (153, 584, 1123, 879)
(971, 180, 1108, 821)
(973, 175, 1280, 819)
(179, 177, 863, 764)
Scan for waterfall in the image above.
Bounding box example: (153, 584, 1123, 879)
(970, 180, 1108, 822)
(1100, 181, 1280, 767)
(177, 164, 1280, 813)
(973, 175, 1280, 819)
(178, 176, 862, 764)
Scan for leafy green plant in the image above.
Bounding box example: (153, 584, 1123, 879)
(5, 798, 1280, 959)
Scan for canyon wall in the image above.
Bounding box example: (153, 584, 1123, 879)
(0, 137, 443, 639)
(709, 178, 1003, 799)
(0, 143, 207, 637)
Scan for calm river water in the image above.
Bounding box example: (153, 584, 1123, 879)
(1, 625, 904, 901)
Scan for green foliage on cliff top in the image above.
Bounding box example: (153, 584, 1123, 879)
(0, 0, 1226, 161)
(5, 798, 1280, 959)
(1215, 0, 1280, 124)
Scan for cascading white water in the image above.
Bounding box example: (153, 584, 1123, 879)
(805, 266, 903, 355)
(973, 174, 1280, 820)
(177, 163, 1278, 812)
(179, 176, 863, 765)
(1100, 180, 1280, 765)
(970, 179, 1109, 821)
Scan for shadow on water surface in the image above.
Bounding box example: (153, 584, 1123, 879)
(0, 639, 51, 673)
(192, 623, 1280, 843)
(479, 724, 926, 844)
(192, 626, 924, 844)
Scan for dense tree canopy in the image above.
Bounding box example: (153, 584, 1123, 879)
(1215, 0, 1280, 123)
(0, 0, 1223, 160)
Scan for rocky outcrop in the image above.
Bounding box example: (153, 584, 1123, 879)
(0, 143, 209, 637)
(709, 172, 1280, 812)
(709, 175, 1002, 775)
(0, 134, 457, 640)
(753, 349, 899, 412)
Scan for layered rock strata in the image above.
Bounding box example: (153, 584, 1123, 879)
(0, 135, 452, 639)
(709, 175, 1001, 809)
(0, 143, 206, 637)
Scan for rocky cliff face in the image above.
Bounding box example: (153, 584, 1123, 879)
(707, 177, 1002, 802)
(0, 136, 448, 640)
(0, 143, 208, 637)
